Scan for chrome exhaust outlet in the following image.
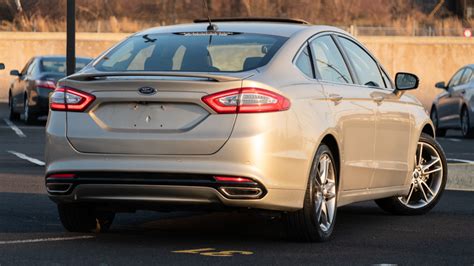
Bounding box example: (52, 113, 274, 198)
(46, 183, 72, 194)
(218, 187, 263, 199)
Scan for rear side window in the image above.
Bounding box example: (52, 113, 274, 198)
(95, 33, 287, 73)
(338, 37, 384, 88)
(460, 68, 472, 85)
(309, 35, 352, 84)
(295, 46, 314, 78)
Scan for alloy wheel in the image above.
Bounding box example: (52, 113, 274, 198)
(398, 141, 444, 209)
(461, 109, 469, 136)
(314, 153, 337, 232)
(24, 98, 29, 122)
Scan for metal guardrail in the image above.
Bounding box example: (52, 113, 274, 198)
(340, 25, 472, 37)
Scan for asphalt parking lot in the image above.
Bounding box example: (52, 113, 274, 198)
(0, 102, 473, 265)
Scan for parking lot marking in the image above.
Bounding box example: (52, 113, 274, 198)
(3, 118, 26, 138)
(0, 235, 94, 245)
(172, 248, 253, 257)
(447, 158, 474, 164)
(444, 138, 462, 142)
(7, 150, 45, 166)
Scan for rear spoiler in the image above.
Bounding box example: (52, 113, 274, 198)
(67, 71, 243, 82)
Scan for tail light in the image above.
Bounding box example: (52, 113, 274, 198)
(36, 80, 56, 90)
(202, 88, 290, 114)
(50, 87, 95, 112)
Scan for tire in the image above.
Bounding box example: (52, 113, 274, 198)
(58, 204, 115, 233)
(375, 133, 447, 215)
(8, 95, 20, 121)
(285, 143, 338, 242)
(430, 107, 446, 137)
(23, 96, 36, 125)
(460, 107, 474, 138)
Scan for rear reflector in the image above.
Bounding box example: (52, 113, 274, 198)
(47, 173, 75, 179)
(202, 88, 290, 114)
(50, 87, 95, 112)
(214, 176, 254, 183)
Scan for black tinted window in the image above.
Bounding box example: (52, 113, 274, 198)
(310, 35, 352, 84)
(295, 46, 314, 78)
(338, 37, 384, 88)
(95, 33, 287, 73)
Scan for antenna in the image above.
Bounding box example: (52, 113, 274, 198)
(203, 0, 218, 31)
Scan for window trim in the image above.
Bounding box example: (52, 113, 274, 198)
(293, 43, 316, 79)
(292, 31, 394, 91)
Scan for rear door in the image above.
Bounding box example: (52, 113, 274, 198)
(309, 34, 377, 191)
(63, 75, 244, 155)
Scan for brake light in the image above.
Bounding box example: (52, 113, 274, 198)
(50, 87, 95, 112)
(214, 176, 254, 183)
(36, 80, 56, 90)
(202, 88, 290, 114)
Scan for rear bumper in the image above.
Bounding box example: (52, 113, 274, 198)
(48, 184, 302, 211)
(45, 111, 319, 211)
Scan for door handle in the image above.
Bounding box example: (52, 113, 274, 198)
(372, 95, 384, 103)
(328, 94, 343, 103)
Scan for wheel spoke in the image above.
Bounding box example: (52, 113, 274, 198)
(417, 143, 424, 166)
(404, 184, 415, 204)
(424, 167, 442, 175)
(320, 201, 328, 226)
(422, 158, 440, 172)
(421, 181, 435, 196)
(419, 183, 429, 202)
(325, 200, 334, 224)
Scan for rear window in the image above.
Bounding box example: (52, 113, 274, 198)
(94, 32, 288, 73)
(41, 58, 91, 73)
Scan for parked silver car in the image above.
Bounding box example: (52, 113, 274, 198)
(431, 64, 474, 138)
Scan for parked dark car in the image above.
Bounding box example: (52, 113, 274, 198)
(8, 56, 92, 124)
(431, 64, 474, 138)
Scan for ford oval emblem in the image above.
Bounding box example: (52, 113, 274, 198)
(138, 87, 157, 95)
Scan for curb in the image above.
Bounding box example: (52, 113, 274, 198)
(447, 164, 474, 191)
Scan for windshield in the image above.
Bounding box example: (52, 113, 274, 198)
(41, 58, 91, 73)
(94, 32, 288, 72)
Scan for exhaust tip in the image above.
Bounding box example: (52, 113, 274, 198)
(46, 183, 72, 194)
(218, 187, 263, 199)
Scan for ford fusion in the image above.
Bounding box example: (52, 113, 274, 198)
(45, 18, 447, 241)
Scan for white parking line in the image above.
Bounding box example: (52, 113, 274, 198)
(445, 138, 462, 142)
(3, 118, 26, 138)
(447, 158, 474, 164)
(7, 150, 45, 166)
(0, 235, 95, 245)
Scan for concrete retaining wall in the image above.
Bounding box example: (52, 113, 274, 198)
(0, 32, 473, 110)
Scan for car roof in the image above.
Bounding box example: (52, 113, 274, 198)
(136, 22, 312, 38)
(36, 56, 92, 61)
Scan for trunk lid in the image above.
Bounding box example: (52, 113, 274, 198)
(62, 72, 249, 155)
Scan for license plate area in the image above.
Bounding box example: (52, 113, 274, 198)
(91, 102, 209, 132)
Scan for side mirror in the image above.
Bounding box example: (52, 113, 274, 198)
(395, 72, 419, 91)
(10, 70, 20, 76)
(435, 81, 447, 90)
(0, 63, 4, 70)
